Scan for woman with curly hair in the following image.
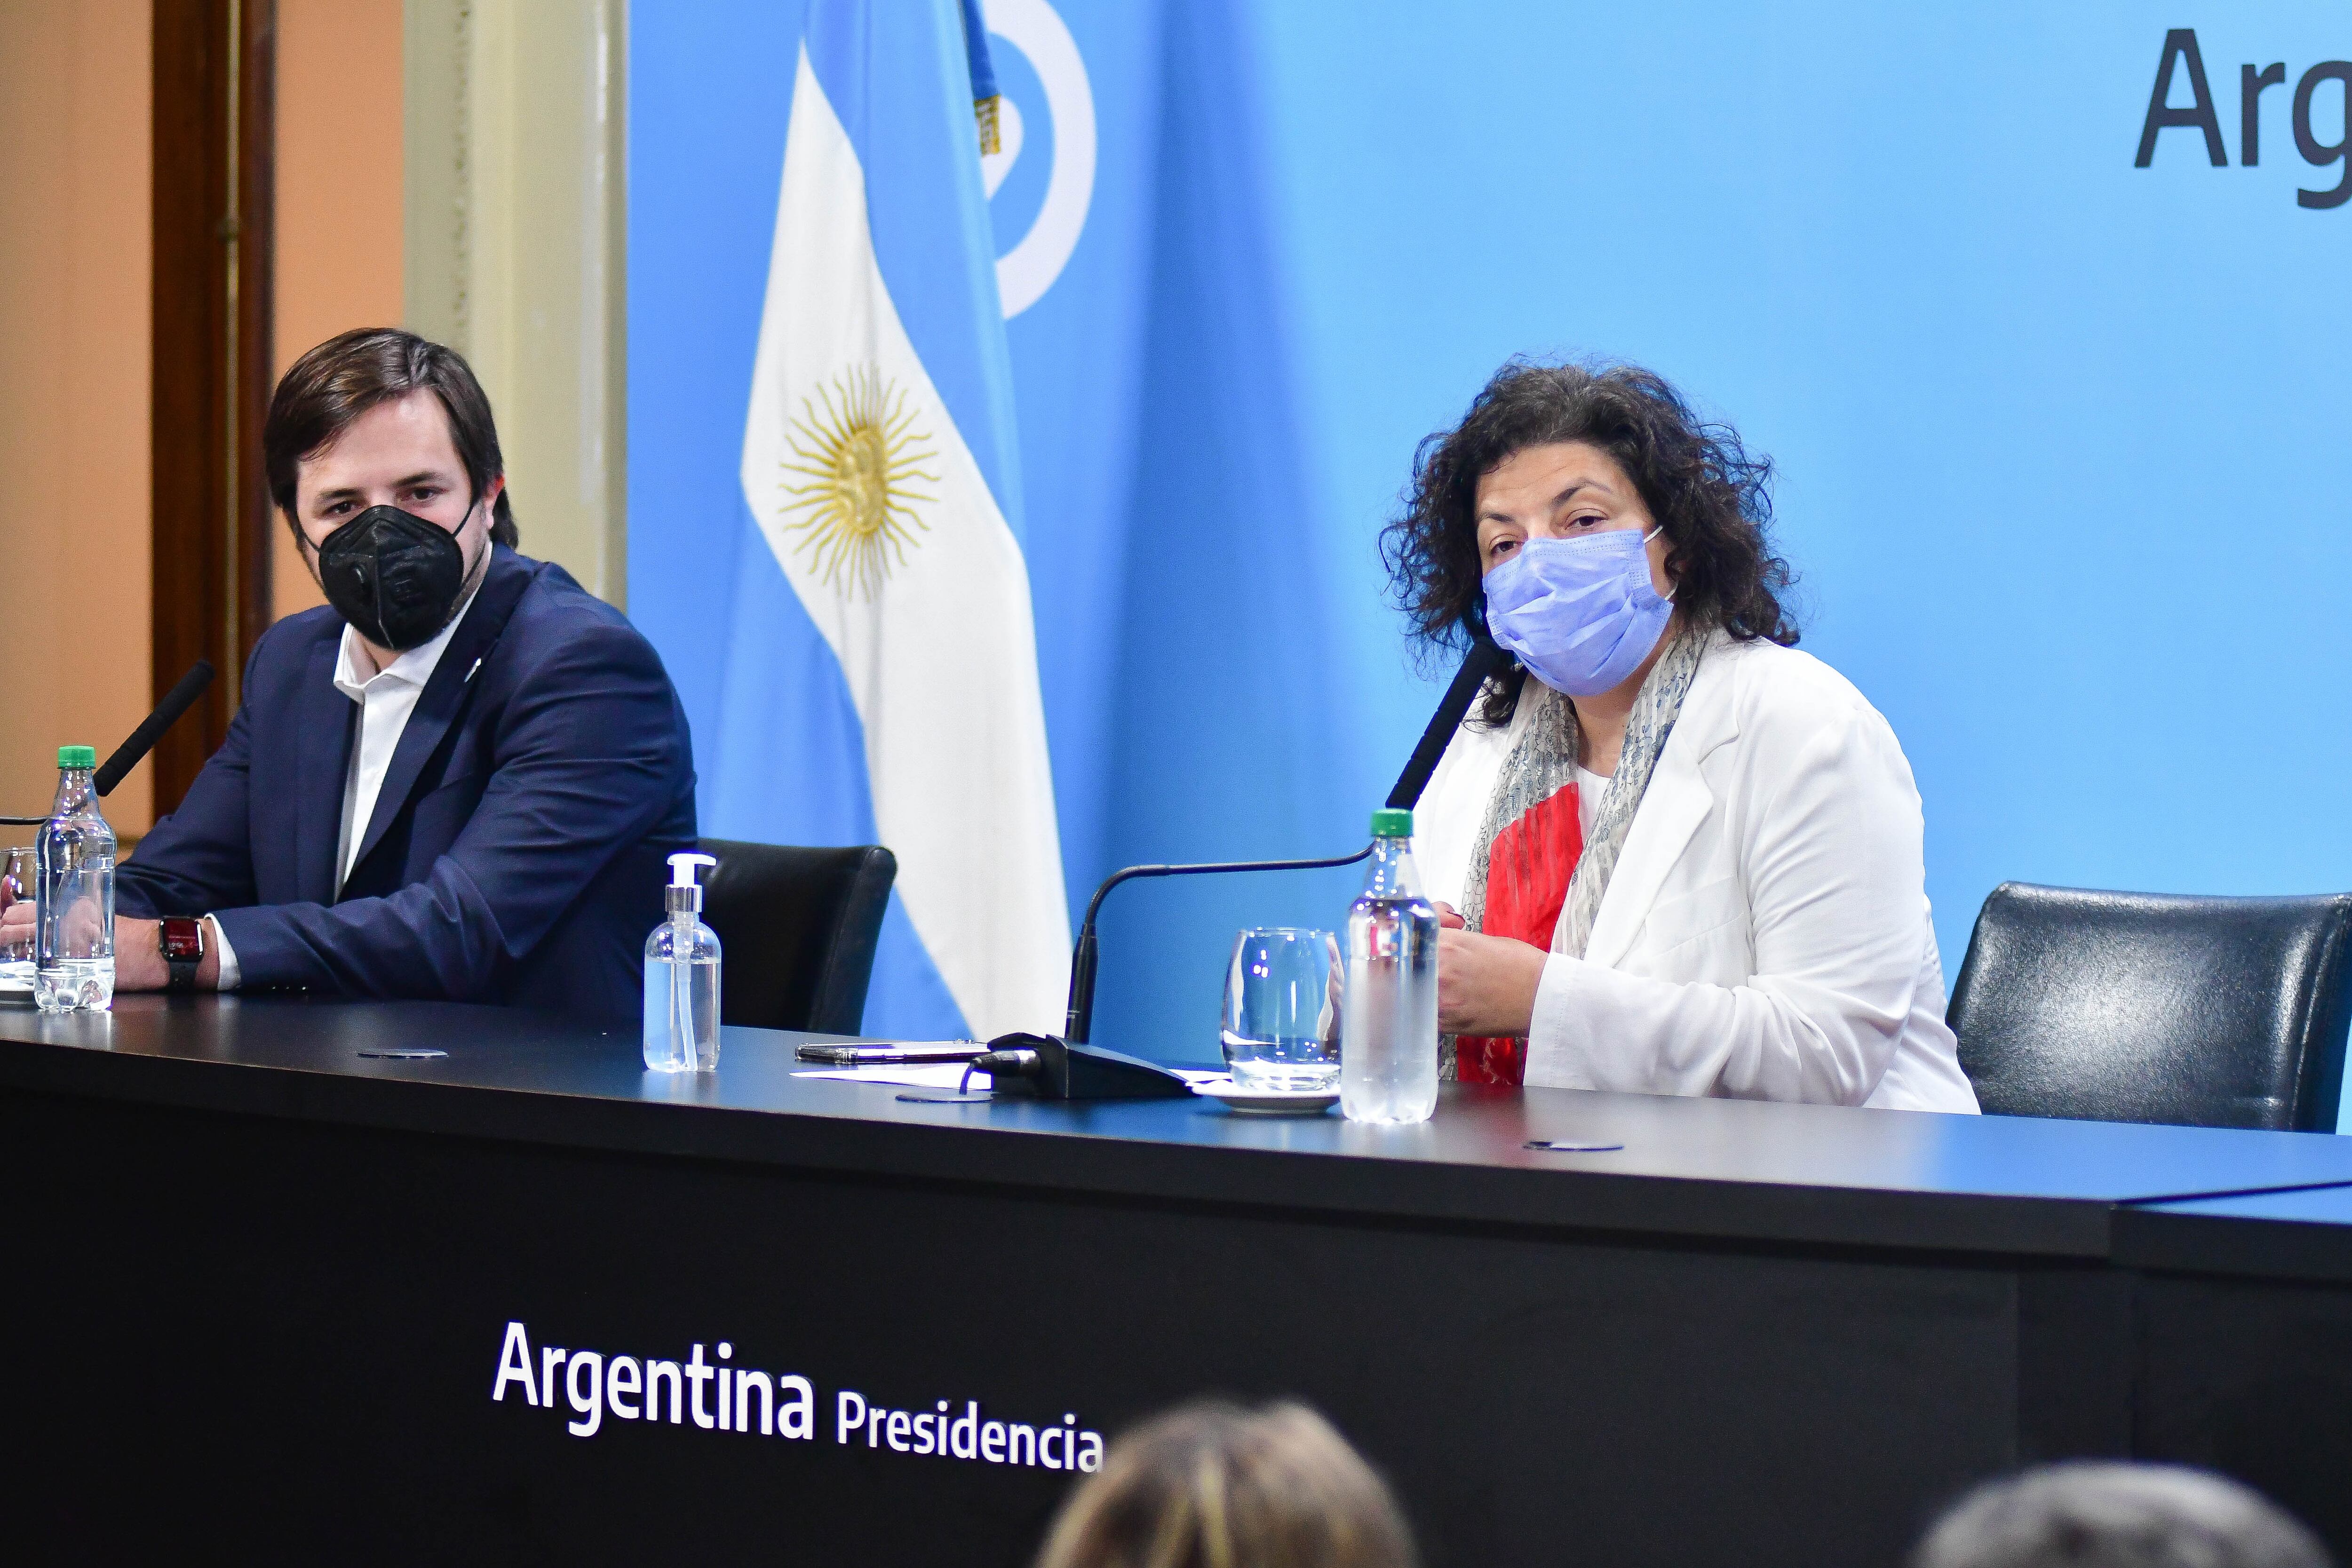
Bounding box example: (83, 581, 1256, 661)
(1389, 359, 1975, 1110)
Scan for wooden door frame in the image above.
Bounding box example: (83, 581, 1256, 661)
(151, 0, 275, 816)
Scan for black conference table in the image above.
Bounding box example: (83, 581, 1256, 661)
(5, 996, 2352, 1567)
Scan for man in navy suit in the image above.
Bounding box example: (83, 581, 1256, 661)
(56, 328, 695, 1024)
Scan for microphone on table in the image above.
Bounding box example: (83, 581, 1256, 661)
(969, 637, 1513, 1101)
(0, 661, 217, 826)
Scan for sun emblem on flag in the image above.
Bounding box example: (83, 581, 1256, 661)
(778, 367, 939, 597)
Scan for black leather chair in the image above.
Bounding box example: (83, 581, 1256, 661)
(698, 839, 897, 1036)
(1947, 882, 2352, 1131)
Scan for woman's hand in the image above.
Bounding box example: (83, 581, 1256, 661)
(1437, 926, 1549, 1037)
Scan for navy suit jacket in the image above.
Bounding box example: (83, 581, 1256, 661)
(119, 546, 696, 1026)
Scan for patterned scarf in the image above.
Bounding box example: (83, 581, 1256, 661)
(1447, 626, 1708, 1082)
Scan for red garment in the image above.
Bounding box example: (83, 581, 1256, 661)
(1455, 781, 1584, 1085)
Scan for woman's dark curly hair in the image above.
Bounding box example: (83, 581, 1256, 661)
(1382, 358, 1797, 725)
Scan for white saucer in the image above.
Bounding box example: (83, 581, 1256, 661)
(1192, 1078, 1340, 1115)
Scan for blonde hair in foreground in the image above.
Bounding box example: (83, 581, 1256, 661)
(1033, 1401, 1418, 1568)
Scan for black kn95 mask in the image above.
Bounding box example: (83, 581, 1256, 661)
(317, 504, 470, 652)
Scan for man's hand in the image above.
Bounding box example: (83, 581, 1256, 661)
(0, 897, 31, 958)
(1437, 926, 1549, 1037)
(99, 915, 223, 992)
(113, 916, 165, 990)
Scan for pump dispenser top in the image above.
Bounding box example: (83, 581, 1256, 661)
(667, 852, 716, 915)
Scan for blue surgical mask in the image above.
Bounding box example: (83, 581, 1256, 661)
(1483, 528, 1674, 698)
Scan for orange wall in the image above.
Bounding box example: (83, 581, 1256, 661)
(0, 0, 155, 834)
(272, 0, 405, 620)
(0, 0, 403, 839)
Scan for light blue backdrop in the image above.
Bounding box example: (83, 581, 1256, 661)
(632, 4, 2352, 1119)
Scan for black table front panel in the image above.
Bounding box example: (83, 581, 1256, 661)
(13, 998, 2352, 1565)
(6, 1086, 2035, 1568)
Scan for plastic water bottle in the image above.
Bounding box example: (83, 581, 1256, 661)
(35, 745, 115, 1013)
(1341, 807, 1439, 1123)
(644, 851, 721, 1072)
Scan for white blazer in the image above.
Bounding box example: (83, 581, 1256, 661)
(1416, 633, 1979, 1114)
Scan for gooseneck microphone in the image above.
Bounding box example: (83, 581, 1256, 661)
(1387, 637, 1512, 809)
(0, 661, 217, 825)
(96, 661, 216, 797)
(1061, 634, 1510, 1042)
(1060, 844, 1377, 1047)
(972, 640, 1510, 1101)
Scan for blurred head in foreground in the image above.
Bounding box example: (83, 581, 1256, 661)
(1914, 1462, 2331, 1568)
(1033, 1401, 1417, 1568)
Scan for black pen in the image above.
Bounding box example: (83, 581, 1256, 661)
(795, 1043, 984, 1066)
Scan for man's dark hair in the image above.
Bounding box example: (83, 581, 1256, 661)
(262, 326, 519, 549)
(1913, 1463, 2333, 1568)
(1381, 356, 1795, 726)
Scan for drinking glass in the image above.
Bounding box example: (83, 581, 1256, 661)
(0, 847, 32, 987)
(1221, 928, 1343, 1091)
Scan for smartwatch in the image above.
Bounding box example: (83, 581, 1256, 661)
(160, 916, 206, 994)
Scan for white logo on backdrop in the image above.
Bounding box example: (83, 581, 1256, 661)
(981, 0, 1096, 318)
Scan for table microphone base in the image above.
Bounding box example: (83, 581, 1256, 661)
(975, 1033, 1193, 1100)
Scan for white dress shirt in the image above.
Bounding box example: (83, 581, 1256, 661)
(209, 589, 479, 990)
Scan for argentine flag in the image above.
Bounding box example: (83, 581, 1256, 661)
(723, 0, 1069, 1040)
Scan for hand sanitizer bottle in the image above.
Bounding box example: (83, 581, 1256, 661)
(644, 852, 721, 1073)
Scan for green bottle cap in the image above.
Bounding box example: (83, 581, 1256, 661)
(57, 746, 95, 769)
(1370, 807, 1413, 838)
